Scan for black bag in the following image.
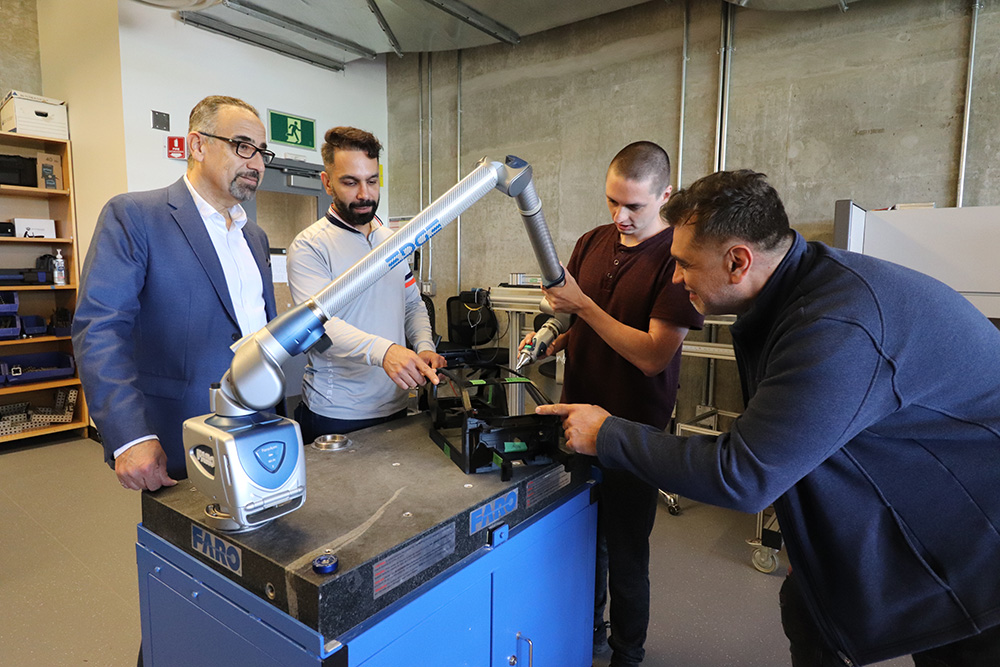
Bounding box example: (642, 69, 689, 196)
(35, 254, 56, 274)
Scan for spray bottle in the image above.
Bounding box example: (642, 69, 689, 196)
(53, 249, 66, 286)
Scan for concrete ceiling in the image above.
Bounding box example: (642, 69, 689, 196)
(132, 0, 654, 70)
(132, 0, 860, 71)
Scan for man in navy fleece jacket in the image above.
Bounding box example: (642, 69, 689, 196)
(539, 170, 1000, 666)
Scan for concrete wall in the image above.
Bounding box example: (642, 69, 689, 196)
(385, 0, 1000, 422)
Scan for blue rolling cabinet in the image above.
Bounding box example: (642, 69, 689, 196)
(137, 415, 597, 666)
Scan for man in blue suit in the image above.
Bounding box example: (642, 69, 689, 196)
(73, 95, 278, 493)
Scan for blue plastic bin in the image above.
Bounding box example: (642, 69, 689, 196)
(1, 352, 75, 385)
(0, 292, 18, 314)
(20, 315, 46, 337)
(0, 315, 20, 340)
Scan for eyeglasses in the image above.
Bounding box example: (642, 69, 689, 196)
(198, 132, 275, 165)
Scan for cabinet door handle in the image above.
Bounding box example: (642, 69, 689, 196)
(516, 632, 533, 667)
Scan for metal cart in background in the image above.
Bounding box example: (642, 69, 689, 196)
(663, 316, 783, 574)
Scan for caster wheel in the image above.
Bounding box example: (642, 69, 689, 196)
(659, 490, 681, 515)
(751, 547, 778, 574)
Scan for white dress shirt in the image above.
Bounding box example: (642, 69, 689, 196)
(114, 176, 268, 460)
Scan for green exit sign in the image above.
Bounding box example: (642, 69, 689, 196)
(268, 110, 316, 150)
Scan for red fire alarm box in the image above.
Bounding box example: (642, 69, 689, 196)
(166, 136, 186, 160)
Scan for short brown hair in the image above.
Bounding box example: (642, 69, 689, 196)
(321, 126, 382, 166)
(608, 141, 671, 194)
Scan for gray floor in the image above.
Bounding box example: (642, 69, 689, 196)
(1, 436, 142, 666)
(0, 435, 910, 667)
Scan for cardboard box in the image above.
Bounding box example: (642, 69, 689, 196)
(12, 218, 56, 238)
(0, 90, 68, 140)
(36, 152, 63, 190)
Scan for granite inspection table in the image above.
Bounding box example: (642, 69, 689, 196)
(136, 413, 597, 666)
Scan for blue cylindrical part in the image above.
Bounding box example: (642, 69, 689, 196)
(267, 302, 326, 357)
(312, 553, 339, 574)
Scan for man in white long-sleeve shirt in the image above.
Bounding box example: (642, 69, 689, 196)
(288, 126, 445, 443)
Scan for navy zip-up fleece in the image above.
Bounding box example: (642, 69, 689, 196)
(597, 232, 1000, 665)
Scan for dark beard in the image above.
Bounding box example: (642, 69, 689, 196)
(334, 197, 379, 226)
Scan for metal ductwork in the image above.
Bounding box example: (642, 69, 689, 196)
(133, 0, 221, 9)
(129, 0, 654, 67)
(723, 0, 858, 10)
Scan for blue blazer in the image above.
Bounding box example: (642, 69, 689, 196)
(73, 178, 277, 478)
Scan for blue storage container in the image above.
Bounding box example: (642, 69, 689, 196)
(20, 315, 46, 337)
(0, 315, 20, 340)
(1, 352, 75, 385)
(0, 292, 18, 314)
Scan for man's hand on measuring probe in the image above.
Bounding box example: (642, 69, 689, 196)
(115, 439, 177, 492)
(535, 403, 611, 457)
(382, 343, 441, 389)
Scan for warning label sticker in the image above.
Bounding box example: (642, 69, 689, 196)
(372, 523, 456, 599)
(526, 468, 571, 509)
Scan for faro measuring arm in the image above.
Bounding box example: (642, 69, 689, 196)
(184, 155, 567, 531)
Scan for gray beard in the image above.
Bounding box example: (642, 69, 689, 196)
(229, 170, 260, 202)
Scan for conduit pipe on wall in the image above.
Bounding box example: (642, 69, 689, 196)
(417, 53, 425, 282)
(677, 0, 689, 188)
(956, 1, 981, 208)
(426, 52, 434, 284)
(456, 50, 463, 292)
(418, 54, 425, 212)
(713, 7, 726, 172)
(707, 1, 735, 408)
(715, 1, 735, 173)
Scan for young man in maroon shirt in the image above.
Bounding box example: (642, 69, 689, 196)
(520, 142, 703, 667)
